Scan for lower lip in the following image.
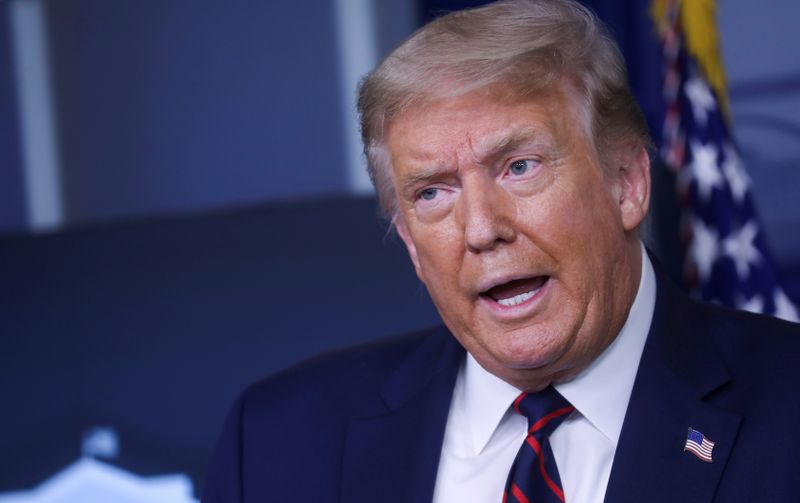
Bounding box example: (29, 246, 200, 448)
(479, 277, 551, 319)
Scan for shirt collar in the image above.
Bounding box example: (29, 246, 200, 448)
(462, 352, 522, 456)
(462, 244, 656, 453)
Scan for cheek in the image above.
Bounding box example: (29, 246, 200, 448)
(546, 175, 619, 236)
(514, 179, 622, 294)
(514, 182, 594, 251)
(412, 225, 463, 284)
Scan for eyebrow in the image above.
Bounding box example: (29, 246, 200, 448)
(400, 166, 454, 198)
(472, 126, 542, 166)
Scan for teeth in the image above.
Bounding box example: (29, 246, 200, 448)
(497, 288, 539, 307)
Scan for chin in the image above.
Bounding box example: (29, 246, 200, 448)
(489, 337, 568, 371)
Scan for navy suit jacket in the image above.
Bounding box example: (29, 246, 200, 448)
(203, 272, 800, 502)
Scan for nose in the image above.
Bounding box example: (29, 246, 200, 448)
(459, 175, 516, 253)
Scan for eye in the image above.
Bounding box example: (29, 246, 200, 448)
(508, 159, 539, 176)
(419, 187, 439, 201)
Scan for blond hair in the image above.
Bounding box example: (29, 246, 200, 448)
(358, 0, 650, 219)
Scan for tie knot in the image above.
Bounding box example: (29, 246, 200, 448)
(512, 387, 574, 434)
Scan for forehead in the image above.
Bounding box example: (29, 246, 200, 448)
(386, 85, 586, 166)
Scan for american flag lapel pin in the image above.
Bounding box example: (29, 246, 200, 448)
(684, 427, 715, 462)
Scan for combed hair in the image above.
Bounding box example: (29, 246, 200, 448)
(357, 0, 651, 220)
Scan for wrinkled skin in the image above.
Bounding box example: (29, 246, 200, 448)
(387, 84, 650, 391)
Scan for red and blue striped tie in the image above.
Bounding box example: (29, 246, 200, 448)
(503, 387, 575, 503)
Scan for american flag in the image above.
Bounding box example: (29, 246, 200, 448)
(654, 0, 798, 322)
(684, 427, 715, 463)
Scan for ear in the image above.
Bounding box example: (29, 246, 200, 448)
(614, 144, 651, 232)
(394, 214, 424, 282)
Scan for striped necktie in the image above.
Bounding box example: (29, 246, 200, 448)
(503, 387, 575, 503)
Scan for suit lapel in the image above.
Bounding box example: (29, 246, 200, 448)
(604, 264, 742, 502)
(604, 345, 741, 502)
(341, 327, 464, 503)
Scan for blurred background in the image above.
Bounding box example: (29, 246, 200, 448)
(1, 0, 798, 500)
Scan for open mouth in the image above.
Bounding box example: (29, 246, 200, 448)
(481, 276, 549, 307)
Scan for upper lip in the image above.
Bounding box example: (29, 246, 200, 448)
(474, 272, 548, 296)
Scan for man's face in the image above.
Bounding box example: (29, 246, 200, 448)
(387, 85, 649, 390)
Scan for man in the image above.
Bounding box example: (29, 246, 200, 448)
(204, 1, 800, 502)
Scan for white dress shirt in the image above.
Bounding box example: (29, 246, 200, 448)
(432, 248, 656, 503)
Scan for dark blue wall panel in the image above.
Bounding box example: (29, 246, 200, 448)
(47, 0, 348, 225)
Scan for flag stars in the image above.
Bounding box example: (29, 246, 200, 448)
(685, 76, 716, 126)
(774, 288, 800, 323)
(738, 293, 764, 315)
(722, 144, 751, 203)
(690, 218, 719, 281)
(665, 37, 800, 322)
(690, 141, 723, 201)
(722, 221, 761, 280)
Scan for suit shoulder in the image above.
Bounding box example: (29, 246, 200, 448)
(694, 300, 800, 379)
(205, 325, 459, 502)
(238, 325, 449, 419)
(696, 299, 800, 347)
